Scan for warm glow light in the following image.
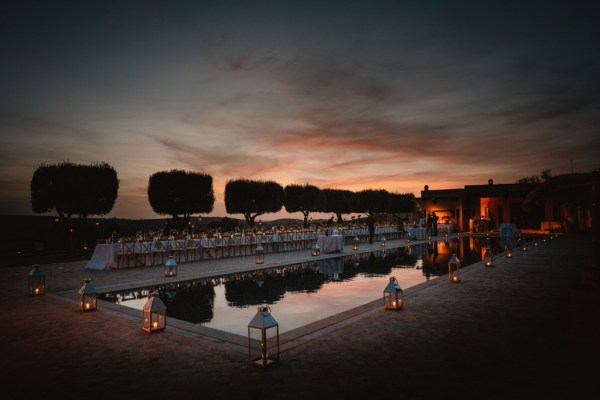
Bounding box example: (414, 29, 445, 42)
(85, 303, 90, 309)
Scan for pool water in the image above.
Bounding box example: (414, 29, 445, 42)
(99, 235, 529, 337)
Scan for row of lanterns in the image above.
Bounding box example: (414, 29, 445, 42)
(27, 234, 551, 368)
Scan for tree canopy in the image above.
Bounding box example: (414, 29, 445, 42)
(224, 179, 284, 227)
(388, 192, 417, 214)
(31, 161, 119, 221)
(147, 169, 215, 230)
(322, 189, 359, 222)
(284, 184, 326, 227)
(356, 189, 391, 216)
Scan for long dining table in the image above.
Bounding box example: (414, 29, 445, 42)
(85, 226, 401, 270)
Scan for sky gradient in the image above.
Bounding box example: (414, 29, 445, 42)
(1, 0, 599, 220)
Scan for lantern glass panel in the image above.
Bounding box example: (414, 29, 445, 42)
(164, 256, 177, 277)
(383, 277, 403, 310)
(255, 244, 265, 264)
(448, 253, 461, 283)
(483, 248, 493, 267)
(352, 236, 360, 251)
(142, 292, 167, 332)
(78, 279, 97, 311)
(311, 241, 320, 256)
(248, 325, 280, 367)
(28, 265, 45, 296)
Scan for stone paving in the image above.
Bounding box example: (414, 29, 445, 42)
(0, 234, 598, 399)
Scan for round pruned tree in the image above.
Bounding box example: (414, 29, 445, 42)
(224, 179, 284, 228)
(389, 192, 418, 214)
(31, 161, 119, 224)
(147, 170, 215, 231)
(284, 183, 326, 227)
(356, 189, 391, 217)
(322, 189, 359, 223)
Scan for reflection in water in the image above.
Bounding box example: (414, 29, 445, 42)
(99, 235, 544, 332)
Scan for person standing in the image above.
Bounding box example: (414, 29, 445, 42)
(367, 215, 376, 244)
(426, 213, 433, 235)
(432, 212, 439, 236)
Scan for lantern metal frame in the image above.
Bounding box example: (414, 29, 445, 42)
(352, 236, 360, 251)
(28, 264, 45, 296)
(248, 305, 280, 367)
(255, 243, 265, 264)
(383, 276, 404, 310)
(505, 244, 513, 259)
(311, 241, 321, 256)
(142, 291, 167, 332)
(448, 253, 462, 283)
(164, 256, 178, 277)
(483, 247, 493, 267)
(78, 278, 97, 311)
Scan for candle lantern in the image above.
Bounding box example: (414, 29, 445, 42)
(142, 291, 167, 332)
(78, 278, 97, 311)
(448, 253, 462, 283)
(164, 256, 177, 277)
(406, 232, 412, 243)
(248, 305, 280, 367)
(255, 243, 265, 264)
(483, 247, 493, 267)
(352, 236, 360, 251)
(28, 264, 45, 296)
(520, 240, 528, 252)
(311, 241, 320, 256)
(380, 236, 387, 247)
(383, 276, 404, 310)
(533, 238, 539, 247)
(505, 243, 513, 259)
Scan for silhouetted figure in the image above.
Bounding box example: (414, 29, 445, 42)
(426, 213, 433, 235)
(367, 215, 375, 244)
(431, 212, 439, 236)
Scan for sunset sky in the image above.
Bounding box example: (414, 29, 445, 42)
(1, 0, 598, 221)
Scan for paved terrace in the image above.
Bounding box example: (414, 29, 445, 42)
(0, 234, 598, 399)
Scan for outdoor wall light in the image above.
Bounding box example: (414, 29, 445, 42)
(164, 256, 177, 277)
(78, 278, 97, 311)
(255, 243, 265, 264)
(248, 305, 279, 368)
(383, 276, 404, 310)
(352, 236, 360, 251)
(28, 264, 45, 296)
(483, 247, 493, 267)
(448, 253, 462, 283)
(142, 291, 167, 333)
(311, 241, 320, 256)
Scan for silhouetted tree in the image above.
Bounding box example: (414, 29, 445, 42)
(516, 168, 553, 184)
(31, 161, 119, 226)
(323, 189, 359, 223)
(389, 192, 418, 214)
(224, 179, 284, 227)
(284, 184, 326, 227)
(356, 189, 391, 216)
(147, 170, 214, 230)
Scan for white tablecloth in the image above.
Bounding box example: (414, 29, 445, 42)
(317, 235, 344, 253)
(85, 244, 117, 269)
(406, 227, 427, 240)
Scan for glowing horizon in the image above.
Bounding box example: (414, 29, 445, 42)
(1, 1, 598, 220)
